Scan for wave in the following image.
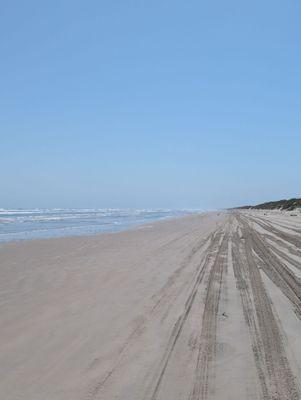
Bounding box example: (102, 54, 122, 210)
(0, 208, 202, 243)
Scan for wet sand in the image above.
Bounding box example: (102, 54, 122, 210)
(1, 211, 301, 400)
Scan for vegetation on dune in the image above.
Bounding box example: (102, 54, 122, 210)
(237, 198, 301, 211)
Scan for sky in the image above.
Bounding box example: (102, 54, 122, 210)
(1, 0, 300, 210)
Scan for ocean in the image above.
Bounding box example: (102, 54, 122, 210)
(0, 208, 199, 243)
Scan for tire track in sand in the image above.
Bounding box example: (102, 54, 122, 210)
(85, 232, 213, 400)
(144, 228, 228, 400)
(232, 214, 300, 400)
(238, 214, 301, 318)
(189, 230, 229, 400)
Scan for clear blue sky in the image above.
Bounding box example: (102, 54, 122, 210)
(1, 0, 300, 209)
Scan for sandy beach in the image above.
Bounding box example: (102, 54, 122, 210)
(1, 211, 301, 400)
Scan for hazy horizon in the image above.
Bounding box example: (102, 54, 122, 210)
(1, 1, 300, 209)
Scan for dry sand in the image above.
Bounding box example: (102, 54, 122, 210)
(1, 211, 301, 400)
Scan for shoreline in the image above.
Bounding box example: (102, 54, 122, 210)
(0, 211, 206, 247)
(0, 210, 205, 246)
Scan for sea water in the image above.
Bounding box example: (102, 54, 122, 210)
(0, 208, 199, 243)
